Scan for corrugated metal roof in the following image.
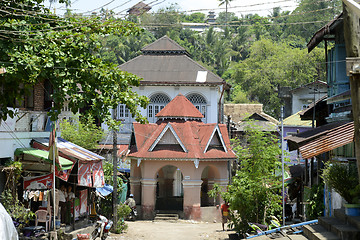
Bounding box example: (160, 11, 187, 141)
(307, 13, 343, 53)
(286, 121, 354, 158)
(283, 111, 313, 127)
(32, 137, 104, 162)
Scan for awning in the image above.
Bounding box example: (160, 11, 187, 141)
(32, 138, 105, 188)
(286, 121, 354, 159)
(15, 148, 73, 171)
(32, 137, 105, 162)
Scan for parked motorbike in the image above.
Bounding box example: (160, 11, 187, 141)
(90, 215, 113, 240)
(127, 206, 137, 221)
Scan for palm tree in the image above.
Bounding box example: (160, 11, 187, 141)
(218, 0, 233, 27)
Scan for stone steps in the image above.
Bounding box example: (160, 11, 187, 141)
(303, 209, 360, 240)
(154, 213, 179, 222)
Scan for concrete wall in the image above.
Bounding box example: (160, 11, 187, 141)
(291, 85, 327, 115)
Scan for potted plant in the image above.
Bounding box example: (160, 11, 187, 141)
(322, 161, 360, 216)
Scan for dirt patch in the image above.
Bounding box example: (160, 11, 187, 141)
(108, 220, 236, 240)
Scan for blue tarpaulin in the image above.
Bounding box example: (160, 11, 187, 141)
(96, 183, 113, 197)
(118, 168, 130, 173)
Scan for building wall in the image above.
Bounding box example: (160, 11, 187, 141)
(102, 84, 223, 133)
(129, 158, 228, 220)
(291, 85, 327, 115)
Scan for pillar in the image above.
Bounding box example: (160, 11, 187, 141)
(217, 179, 228, 205)
(141, 178, 157, 219)
(129, 177, 141, 205)
(182, 179, 202, 220)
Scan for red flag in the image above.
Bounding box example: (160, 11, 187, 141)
(49, 121, 62, 170)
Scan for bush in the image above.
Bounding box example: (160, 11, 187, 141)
(306, 184, 324, 220)
(111, 204, 131, 234)
(0, 189, 35, 230)
(322, 161, 360, 204)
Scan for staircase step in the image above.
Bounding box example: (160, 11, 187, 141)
(333, 209, 347, 223)
(319, 217, 346, 232)
(156, 213, 179, 218)
(331, 224, 360, 240)
(288, 235, 309, 240)
(347, 215, 360, 230)
(154, 213, 179, 222)
(303, 224, 340, 240)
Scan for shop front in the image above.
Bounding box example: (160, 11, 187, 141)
(15, 137, 105, 232)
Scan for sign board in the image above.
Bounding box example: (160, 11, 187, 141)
(184, 176, 190, 180)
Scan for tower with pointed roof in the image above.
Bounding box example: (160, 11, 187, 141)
(128, 94, 236, 220)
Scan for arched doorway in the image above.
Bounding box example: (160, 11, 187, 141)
(201, 165, 220, 206)
(155, 165, 183, 211)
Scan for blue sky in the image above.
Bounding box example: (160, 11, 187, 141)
(45, 0, 298, 17)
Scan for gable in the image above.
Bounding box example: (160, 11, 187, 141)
(149, 123, 187, 152)
(249, 113, 268, 121)
(204, 125, 227, 153)
(158, 128, 178, 144)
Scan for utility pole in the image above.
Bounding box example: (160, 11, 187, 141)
(343, 0, 360, 183)
(112, 107, 118, 228)
(281, 106, 285, 226)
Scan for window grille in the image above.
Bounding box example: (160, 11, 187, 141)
(147, 93, 171, 123)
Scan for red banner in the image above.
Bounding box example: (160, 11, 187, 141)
(92, 161, 105, 188)
(78, 161, 104, 187)
(78, 162, 92, 187)
(23, 173, 53, 190)
(79, 189, 88, 216)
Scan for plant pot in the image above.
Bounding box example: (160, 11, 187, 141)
(344, 204, 360, 216)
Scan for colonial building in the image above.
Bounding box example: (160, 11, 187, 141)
(128, 94, 236, 219)
(101, 35, 228, 135)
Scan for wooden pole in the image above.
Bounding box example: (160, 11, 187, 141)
(343, 1, 360, 183)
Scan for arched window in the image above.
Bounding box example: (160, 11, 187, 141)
(186, 93, 207, 120)
(148, 93, 171, 123)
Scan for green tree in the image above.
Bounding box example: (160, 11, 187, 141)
(226, 38, 324, 117)
(181, 12, 206, 23)
(0, 1, 148, 127)
(59, 115, 105, 150)
(218, 0, 233, 26)
(140, 4, 182, 39)
(285, 0, 342, 41)
(99, 30, 155, 65)
(210, 123, 283, 236)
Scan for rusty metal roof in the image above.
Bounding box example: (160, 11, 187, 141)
(307, 13, 343, 53)
(286, 121, 354, 159)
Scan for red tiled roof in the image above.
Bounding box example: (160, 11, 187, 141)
(129, 121, 236, 160)
(156, 93, 204, 119)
